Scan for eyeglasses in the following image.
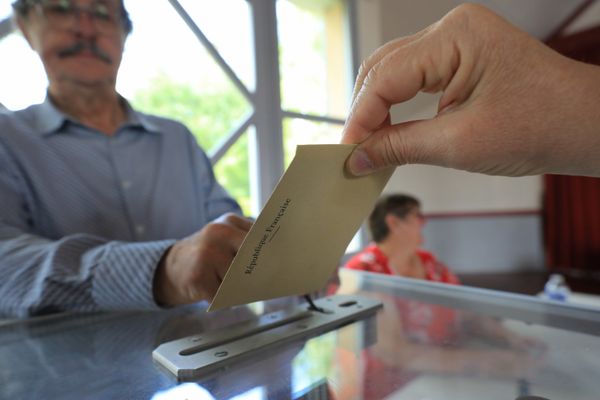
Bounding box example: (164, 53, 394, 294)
(33, 0, 123, 34)
(393, 209, 425, 224)
(414, 211, 425, 224)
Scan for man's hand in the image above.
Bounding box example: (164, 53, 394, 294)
(153, 213, 253, 306)
(342, 4, 600, 177)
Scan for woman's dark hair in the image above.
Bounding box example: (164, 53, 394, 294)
(12, 0, 133, 34)
(368, 194, 420, 243)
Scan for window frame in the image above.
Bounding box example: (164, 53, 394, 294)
(168, 0, 358, 212)
(0, 0, 367, 248)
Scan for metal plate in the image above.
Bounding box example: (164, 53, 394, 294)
(152, 294, 382, 380)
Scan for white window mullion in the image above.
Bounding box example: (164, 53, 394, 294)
(209, 112, 254, 164)
(248, 0, 285, 214)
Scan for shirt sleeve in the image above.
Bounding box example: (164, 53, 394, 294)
(0, 143, 175, 318)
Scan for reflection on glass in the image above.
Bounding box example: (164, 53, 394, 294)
(214, 132, 252, 216)
(292, 331, 337, 393)
(332, 273, 553, 399)
(176, 0, 255, 91)
(278, 0, 351, 119)
(151, 383, 214, 400)
(291, 319, 375, 399)
(230, 387, 265, 400)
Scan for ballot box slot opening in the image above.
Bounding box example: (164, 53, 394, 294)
(179, 310, 311, 356)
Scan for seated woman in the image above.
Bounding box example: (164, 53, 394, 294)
(345, 193, 458, 284)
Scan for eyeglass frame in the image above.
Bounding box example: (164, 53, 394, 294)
(12, 0, 133, 34)
(389, 207, 426, 225)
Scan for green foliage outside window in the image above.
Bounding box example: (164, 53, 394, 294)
(130, 73, 253, 215)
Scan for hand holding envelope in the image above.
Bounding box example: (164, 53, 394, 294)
(209, 144, 393, 311)
(154, 213, 253, 307)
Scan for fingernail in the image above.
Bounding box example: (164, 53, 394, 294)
(347, 148, 375, 176)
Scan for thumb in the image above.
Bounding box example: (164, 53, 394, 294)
(345, 117, 452, 176)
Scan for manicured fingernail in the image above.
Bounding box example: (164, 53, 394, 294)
(347, 148, 375, 176)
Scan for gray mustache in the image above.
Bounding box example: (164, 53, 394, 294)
(58, 42, 112, 64)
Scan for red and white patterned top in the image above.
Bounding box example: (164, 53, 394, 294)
(344, 243, 460, 284)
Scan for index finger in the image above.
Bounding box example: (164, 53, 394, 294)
(350, 28, 431, 102)
(216, 213, 254, 232)
(341, 41, 428, 145)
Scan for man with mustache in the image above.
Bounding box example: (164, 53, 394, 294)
(0, 0, 251, 318)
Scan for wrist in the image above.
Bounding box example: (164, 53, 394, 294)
(153, 245, 176, 307)
(543, 60, 600, 176)
(574, 63, 600, 176)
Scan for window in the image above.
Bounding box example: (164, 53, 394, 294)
(278, 0, 353, 166)
(0, 0, 360, 249)
(120, 0, 255, 215)
(0, 18, 47, 110)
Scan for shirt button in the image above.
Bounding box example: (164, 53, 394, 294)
(122, 180, 132, 189)
(136, 225, 145, 234)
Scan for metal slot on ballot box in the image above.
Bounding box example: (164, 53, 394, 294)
(153, 294, 382, 380)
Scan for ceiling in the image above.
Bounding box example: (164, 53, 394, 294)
(477, 0, 596, 39)
(378, 0, 600, 43)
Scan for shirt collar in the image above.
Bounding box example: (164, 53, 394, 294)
(35, 94, 162, 136)
(35, 96, 67, 135)
(120, 100, 162, 134)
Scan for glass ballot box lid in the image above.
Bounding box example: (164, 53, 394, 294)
(1, 268, 599, 400)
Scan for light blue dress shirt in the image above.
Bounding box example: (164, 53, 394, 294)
(0, 97, 241, 318)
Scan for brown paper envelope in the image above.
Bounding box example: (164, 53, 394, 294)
(208, 144, 394, 311)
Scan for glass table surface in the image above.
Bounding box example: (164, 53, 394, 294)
(1, 269, 599, 400)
